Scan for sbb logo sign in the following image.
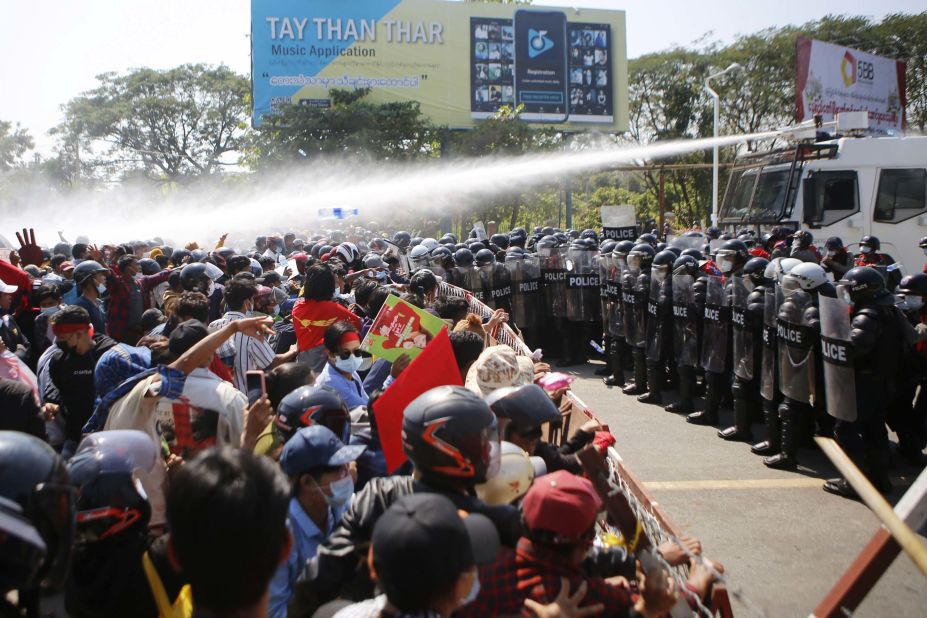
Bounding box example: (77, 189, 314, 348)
(841, 50, 873, 87)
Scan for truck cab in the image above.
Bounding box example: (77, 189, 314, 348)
(719, 132, 927, 275)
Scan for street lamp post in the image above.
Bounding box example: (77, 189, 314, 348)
(705, 63, 742, 228)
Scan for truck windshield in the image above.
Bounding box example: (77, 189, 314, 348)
(721, 168, 791, 222)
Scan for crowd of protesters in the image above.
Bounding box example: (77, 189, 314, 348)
(0, 226, 722, 618)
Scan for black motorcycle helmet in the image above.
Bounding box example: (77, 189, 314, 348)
(0, 431, 75, 594)
(275, 385, 351, 443)
(73, 260, 109, 289)
(392, 231, 412, 249)
(66, 430, 156, 545)
(859, 235, 881, 252)
(138, 258, 161, 276)
(180, 263, 211, 293)
(612, 240, 635, 256)
(900, 273, 927, 296)
(705, 226, 721, 240)
(680, 248, 704, 260)
(673, 254, 699, 277)
(636, 233, 658, 248)
(715, 239, 750, 274)
(490, 233, 509, 250)
(475, 248, 496, 266)
(485, 384, 560, 437)
(454, 248, 475, 267)
(742, 257, 770, 286)
(736, 233, 757, 249)
(824, 236, 844, 251)
(402, 385, 499, 484)
(837, 267, 891, 305)
(627, 243, 656, 270)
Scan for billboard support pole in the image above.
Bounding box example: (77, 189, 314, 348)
(705, 63, 742, 228)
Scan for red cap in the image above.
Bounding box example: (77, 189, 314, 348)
(521, 470, 602, 541)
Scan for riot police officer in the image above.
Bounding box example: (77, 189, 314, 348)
(665, 255, 704, 414)
(823, 267, 912, 498)
(622, 243, 656, 395)
(606, 240, 637, 387)
(537, 235, 568, 359)
(719, 257, 769, 441)
(476, 248, 513, 315)
(596, 239, 618, 378)
(448, 248, 482, 298)
(887, 273, 927, 465)
(638, 250, 676, 404)
(688, 239, 750, 425)
(560, 238, 601, 366)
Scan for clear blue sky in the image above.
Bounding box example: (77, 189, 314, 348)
(1, 0, 922, 153)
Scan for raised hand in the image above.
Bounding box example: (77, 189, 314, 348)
(14, 228, 43, 266)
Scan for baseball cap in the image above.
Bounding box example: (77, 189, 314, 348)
(0, 278, 18, 294)
(522, 470, 603, 542)
(167, 319, 209, 357)
(279, 425, 365, 477)
(372, 493, 499, 610)
(60, 261, 75, 272)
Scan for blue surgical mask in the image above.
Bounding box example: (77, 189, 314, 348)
(322, 475, 354, 508)
(335, 354, 363, 374)
(40, 305, 61, 317)
(462, 571, 480, 606)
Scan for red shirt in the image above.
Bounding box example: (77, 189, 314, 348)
(291, 299, 361, 351)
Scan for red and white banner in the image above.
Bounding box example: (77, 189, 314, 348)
(796, 36, 906, 133)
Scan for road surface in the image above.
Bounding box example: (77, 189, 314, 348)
(566, 361, 927, 617)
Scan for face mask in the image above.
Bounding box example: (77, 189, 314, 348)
(206, 281, 216, 297)
(922, 248, 927, 257)
(826, 250, 836, 257)
(96, 283, 107, 295)
(838, 287, 854, 306)
(652, 267, 667, 282)
(271, 305, 280, 316)
(461, 572, 481, 606)
(40, 305, 61, 317)
(906, 296, 924, 312)
(332, 289, 341, 300)
(321, 475, 354, 508)
(335, 354, 364, 374)
(133, 273, 143, 281)
(860, 246, 872, 254)
(718, 258, 734, 273)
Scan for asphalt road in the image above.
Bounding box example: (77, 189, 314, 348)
(564, 360, 927, 617)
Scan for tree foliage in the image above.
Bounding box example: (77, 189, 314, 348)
(0, 121, 34, 172)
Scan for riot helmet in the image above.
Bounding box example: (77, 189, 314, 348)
(742, 257, 770, 289)
(489, 234, 509, 250)
(598, 240, 617, 255)
(859, 235, 881, 253)
(784, 262, 828, 292)
(715, 239, 750, 274)
(792, 230, 814, 249)
(652, 250, 676, 282)
(392, 231, 412, 249)
(475, 248, 496, 267)
(680, 248, 704, 260)
(636, 233, 658, 248)
(409, 245, 432, 272)
(837, 267, 892, 306)
(626, 243, 655, 271)
(672, 254, 699, 277)
(454, 248, 475, 267)
(770, 257, 802, 284)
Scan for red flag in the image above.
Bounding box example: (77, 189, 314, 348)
(373, 327, 462, 473)
(0, 260, 33, 314)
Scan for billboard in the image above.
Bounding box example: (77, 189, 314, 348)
(796, 37, 906, 133)
(250, 0, 628, 131)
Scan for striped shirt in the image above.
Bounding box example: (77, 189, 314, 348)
(208, 311, 276, 392)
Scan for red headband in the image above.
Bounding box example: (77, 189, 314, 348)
(52, 322, 92, 337)
(339, 331, 360, 346)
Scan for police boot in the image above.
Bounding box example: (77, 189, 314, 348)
(718, 397, 752, 442)
(687, 372, 721, 426)
(666, 365, 695, 414)
(622, 349, 648, 395)
(764, 403, 797, 470)
(595, 336, 613, 376)
(556, 325, 580, 367)
(604, 339, 625, 386)
(751, 399, 781, 455)
(638, 363, 663, 404)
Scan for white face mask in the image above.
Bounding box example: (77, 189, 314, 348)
(461, 571, 481, 606)
(96, 283, 107, 295)
(860, 246, 872, 254)
(40, 305, 61, 317)
(905, 296, 924, 312)
(826, 250, 836, 257)
(206, 281, 216, 297)
(334, 353, 363, 374)
(271, 305, 280, 316)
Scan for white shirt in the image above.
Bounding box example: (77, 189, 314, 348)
(208, 311, 276, 392)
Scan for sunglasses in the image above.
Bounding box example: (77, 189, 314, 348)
(336, 349, 366, 360)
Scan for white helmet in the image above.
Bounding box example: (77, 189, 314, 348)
(771, 257, 802, 284)
(420, 238, 439, 251)
(475, 441, 546, 506)
(788, 262, 828, 291)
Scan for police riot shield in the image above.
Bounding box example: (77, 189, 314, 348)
(488, 264, 512, 312)
(539, 245, 568, 319)
(452, 265, 482, 299)
(597, 252, 612, 334)
(605, 256, 624, 337)
(818, 295, 857, 422)
(776, 285, 815, 403)
(621, 266, 641, 346)
(630, 271, 649, 348)
(700, 275, 729, 373)
(505, 254, 542, 329)
(645, 275, 667, 362)
(669, 235, 704, 252)
(565, 247, 600, 322)
(759, 286, 778, 401)
(672, 274, 698, 368)
(731, 276, 755, 381)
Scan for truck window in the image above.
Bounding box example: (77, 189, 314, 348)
(874, 168, 927, 224)
(748, 170, 790, 220)
(804, 171, 859, 226)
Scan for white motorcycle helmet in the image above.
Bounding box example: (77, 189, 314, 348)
(768, 257, 802, 284)
(788, 262, 829, 291)
(475, 441, 546, 506)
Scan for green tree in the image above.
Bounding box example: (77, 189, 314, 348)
(0, 121, 34, 172)
(54, 64, 249, 182)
